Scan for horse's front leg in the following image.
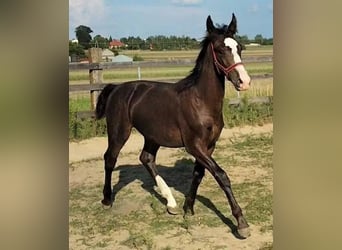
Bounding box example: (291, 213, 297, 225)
(184, 145, 216, 215)
(186, 143, 250, 238)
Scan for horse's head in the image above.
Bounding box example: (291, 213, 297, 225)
(207, 14, 251, 91)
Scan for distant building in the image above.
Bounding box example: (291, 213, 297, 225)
(102, 49, 115, 62)
(111, 55, 133, 63)
(109, 39, 125, 49)
(71, 39, 78, 44)
(246, 43, 261, 47)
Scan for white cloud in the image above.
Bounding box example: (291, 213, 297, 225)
(248, 3, 260, 13)
(171, 0, 202, 6)
(69, 0, 108, 28)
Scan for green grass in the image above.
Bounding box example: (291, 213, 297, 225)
(69, 96, 90, 111)
(69, 97, 272, 140)
(122, 231, 154, 249)
(69, 62, 272, 82)
(69, 97, 107, 140)
(223, 97, 273, 128)
(225, 77, 273, 99)
(103, 66, 193, 81)
(69, 46, 272, 83)
(121, 45, 273, 61)
(245, 61, 273, 75)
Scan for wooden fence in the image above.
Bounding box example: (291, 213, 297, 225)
(70, 82, 273, 119)
(70, 48, 273, 119)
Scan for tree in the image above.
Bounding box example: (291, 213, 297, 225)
(263, 38, 273, 45)
(120, 35, 200, 51)
(235, 35, 250, 45)
(254, 34, 264, 45)
(69, 41, 86, 61)
(75, 25, 93, 49)
(91, 35, 109, 49)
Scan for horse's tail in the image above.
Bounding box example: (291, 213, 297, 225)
(95, 84, 117, 120)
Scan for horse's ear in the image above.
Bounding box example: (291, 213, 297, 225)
(206, 15, 215, 33)
(226, 13, 237, 35)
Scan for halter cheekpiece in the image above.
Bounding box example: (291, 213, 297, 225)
(210, 42, 243, 75)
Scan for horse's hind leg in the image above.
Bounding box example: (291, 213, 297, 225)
(102, 118, 132, 207)
(139, 139, 178, 215)
(183, 161, 205, 215)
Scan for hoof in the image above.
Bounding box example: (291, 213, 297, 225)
(182, 205, 194, 216)
(237, 227, 251, 239)
(167, 206, 179, 215)
(101, 199, 112, 209)
(183, 210, 194, 219)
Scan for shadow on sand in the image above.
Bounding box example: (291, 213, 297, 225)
(109, 158, 242, 238)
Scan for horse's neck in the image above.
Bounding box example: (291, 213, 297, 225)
(195, 50, 225, 103)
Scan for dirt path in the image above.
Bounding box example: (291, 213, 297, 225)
(69, 124, 273, 249)
(69, 124, 273, 164)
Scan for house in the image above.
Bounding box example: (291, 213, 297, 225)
(102, 49, 115, 62)
(109, 39, 125, 49)
(246, 43, 261, 47)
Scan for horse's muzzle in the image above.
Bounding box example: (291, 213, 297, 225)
(238, 81, 250, 91)
(229, 77, 250, 91)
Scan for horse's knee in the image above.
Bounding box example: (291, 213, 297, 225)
(192, 168, 205, 186)
(193, 165, 205, 178)
(139, 151, 154, 165)
(104, 150, 117, 169)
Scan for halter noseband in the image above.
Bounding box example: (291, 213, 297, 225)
(210, 42, 243, 75)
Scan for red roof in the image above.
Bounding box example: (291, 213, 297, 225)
(109, 39, 125, 48)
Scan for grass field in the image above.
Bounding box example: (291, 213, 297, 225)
(69, 62, 272, 83)
(69, 77, 272, 109)
(69, 45, 273, 84)
(69, 90, 273, 140)
(120, 45, 273, 61)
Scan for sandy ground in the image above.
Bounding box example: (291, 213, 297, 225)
(69, 124, 273, 164)
(69, 124, 273, 249)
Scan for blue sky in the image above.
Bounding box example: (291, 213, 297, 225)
(69, 0, 273, 40)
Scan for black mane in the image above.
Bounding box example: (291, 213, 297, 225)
(175, 24, 230, 92)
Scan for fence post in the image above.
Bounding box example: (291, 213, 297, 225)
(137, 66, 141, 80)
(88, 48, 103, 111)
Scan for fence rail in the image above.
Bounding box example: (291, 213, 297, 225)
(74, 96, 273, 120)
(69, 74, 273, 93)
(69, 83, 108, 92)
(69, 55, 272, 71)
(70, 48, 273, 120)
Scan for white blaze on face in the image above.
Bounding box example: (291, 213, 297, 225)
(155, 175, 177, 208)
(224, 37, 251, 90)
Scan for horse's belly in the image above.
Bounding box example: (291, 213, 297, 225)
(134, 123, 184, 148)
